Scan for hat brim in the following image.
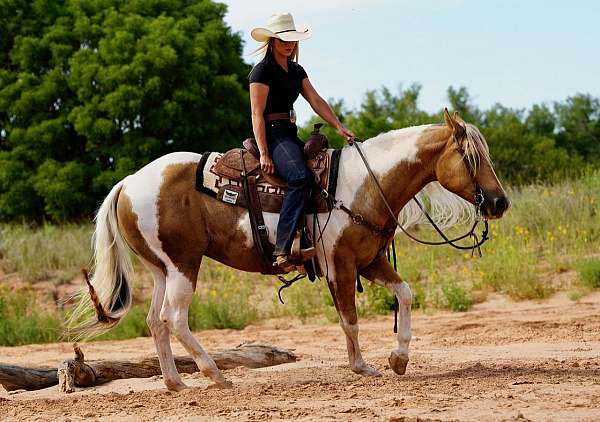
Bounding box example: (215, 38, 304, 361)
(251, 25, 312, 43)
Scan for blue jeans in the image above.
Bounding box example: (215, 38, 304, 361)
(267, 122, 313, 256)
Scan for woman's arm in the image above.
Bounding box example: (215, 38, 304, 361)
(250, 82, 275, 174)
(301, 78, 355, 141)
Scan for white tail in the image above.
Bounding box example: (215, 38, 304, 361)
(68, 179, 134, 337)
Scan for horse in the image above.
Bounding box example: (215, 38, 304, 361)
(72, 110, 509, 391)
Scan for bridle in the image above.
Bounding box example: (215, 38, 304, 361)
(277, 129, 491, 304)
(339, 133, 490, 256)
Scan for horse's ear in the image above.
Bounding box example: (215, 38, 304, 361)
(444, 108, 466, 139)
(444, 108, 456, 131)
(452, 111, 466, 125)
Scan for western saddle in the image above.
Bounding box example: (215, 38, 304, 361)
(198, 124, 340, 276)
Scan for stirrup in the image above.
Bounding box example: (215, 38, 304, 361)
(290, 232, 316, 264)
(274, 255, 295, 273)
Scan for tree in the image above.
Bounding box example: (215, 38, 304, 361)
(554, 94, 600, 161)
(0, 0, 251, 221)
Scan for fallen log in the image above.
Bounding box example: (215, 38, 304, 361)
(0, 343, 297, 393)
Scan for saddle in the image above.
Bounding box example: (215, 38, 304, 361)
(211, 139, 331, 213)
(195, 124, 342, 275)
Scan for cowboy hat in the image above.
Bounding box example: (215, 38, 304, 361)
(251, 13, 311, 43)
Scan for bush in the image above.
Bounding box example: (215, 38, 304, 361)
(362, 282, 396, 315)
(440, 281, 472, 312)
(189, 286, 257, 330)
(97, 303, 151, 341)
(577, 259, 600, 289)
(0, 287, 62, 346)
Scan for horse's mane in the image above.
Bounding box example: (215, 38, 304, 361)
(398, 123, 490, 230)
(462, 123, 492, 175)
(398, 181, 475, 229)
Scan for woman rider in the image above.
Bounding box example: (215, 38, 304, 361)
(249, 13, 355, 272)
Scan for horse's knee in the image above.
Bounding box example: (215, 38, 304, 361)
(397, 282, 412, 306)
(160, 307, 188, 336)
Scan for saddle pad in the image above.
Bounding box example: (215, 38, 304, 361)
(195, 149, 342, 214)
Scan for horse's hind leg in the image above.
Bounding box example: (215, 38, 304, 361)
(360, 253, 412, 375)
(160, 264, 231, 388)
(143, 260, 187, 391)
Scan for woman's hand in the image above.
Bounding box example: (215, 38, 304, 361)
(337, 124, 356, 144)
(260, 153, 275, 174)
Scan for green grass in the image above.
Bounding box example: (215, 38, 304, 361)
(576, 259, 600, 289)
(1, 171, 600, 346)
(0, 287, 62, 346)
(0, 223, 92, 282)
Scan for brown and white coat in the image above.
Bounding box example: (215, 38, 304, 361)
(74, 111, 509, 390)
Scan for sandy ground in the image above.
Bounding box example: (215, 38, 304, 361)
(1, 291, 600, 421)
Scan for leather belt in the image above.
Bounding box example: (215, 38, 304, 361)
(265, 112, 291, 122)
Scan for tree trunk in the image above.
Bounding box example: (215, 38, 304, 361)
(0, 343, 296, 393)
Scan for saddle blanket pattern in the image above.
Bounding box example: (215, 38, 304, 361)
(195, 150, 341, 214)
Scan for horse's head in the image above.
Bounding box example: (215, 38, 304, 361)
(434, 109, 510, 219)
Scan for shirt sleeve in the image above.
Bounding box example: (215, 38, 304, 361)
(249, 62, 271, 86)
(297, 64, 308, 81)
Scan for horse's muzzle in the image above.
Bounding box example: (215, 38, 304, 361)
(482, 194, 510, 219)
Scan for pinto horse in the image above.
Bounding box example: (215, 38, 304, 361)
(73, 110, 509, 391)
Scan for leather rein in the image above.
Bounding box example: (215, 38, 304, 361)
(331, 136, 490, 256)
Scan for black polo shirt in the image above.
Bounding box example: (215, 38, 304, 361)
(249, 51, 308, 115)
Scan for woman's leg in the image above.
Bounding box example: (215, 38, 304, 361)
(270, 131, 313, 256)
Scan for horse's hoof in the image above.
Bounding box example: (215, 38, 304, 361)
(389, 351, 409, 375)
(352, 364, 383, 377)
(165, 380, 188, 392)
(207, 379, 233, 390)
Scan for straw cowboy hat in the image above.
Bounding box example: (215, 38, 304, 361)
(251, 13, 311, 42)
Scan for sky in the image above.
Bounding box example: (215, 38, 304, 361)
(221, 0, 600, 125)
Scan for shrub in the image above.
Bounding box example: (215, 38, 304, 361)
(189, 287, 257, 330)
(97, 303, 151, 341)
(577, 259, 600, 289)
(0, 287, 62, 346)
(440, 281, 472, 312)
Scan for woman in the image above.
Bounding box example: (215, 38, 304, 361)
(249, 13, 355, 272)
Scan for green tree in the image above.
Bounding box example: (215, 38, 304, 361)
(554, 94, 600, 161)
(447, 85, 482, 125)
(0, 0, 250, 221)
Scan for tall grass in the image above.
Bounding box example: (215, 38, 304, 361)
(0, 223, 92, 282)
(0, 287, 62, 346)
(0, 171, 599, 346)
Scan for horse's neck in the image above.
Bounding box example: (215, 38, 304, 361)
(341, 125, 444, 224)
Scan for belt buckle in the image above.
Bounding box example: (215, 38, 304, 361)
(289, 110, 296, 124)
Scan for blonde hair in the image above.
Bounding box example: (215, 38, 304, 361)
(250, 38, 300, 62)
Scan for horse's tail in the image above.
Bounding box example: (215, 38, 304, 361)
(67, 179, 134, 338)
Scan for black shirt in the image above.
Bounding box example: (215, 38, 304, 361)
(249, 50, 308, 115)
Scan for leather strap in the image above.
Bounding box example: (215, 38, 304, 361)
(265, 112, 291, 122)
(241, 149, 274, 272)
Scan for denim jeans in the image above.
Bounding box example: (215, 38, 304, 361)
(267, 122, 313, 256)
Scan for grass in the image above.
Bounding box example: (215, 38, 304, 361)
(0, 223, 92, 282)
(0, 287, 62, 346)
(1, 171, 600, 346)
(576, 259, 600, 289)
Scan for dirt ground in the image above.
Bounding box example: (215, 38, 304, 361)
(1, 291, 600, 421)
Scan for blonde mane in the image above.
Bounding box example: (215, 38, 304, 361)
(462, 123, 492, 174)
(398, 122, 491, 230)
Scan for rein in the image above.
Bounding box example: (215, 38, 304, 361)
(346, 138, 490, 256)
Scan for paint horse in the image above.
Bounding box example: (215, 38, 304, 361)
(74, 110, 509, 391)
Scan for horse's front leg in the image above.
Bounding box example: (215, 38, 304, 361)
(360, 253, 412, 375)
(328, 263, 382, 377)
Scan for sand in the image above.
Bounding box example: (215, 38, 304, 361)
(1, 291, 600, 421)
